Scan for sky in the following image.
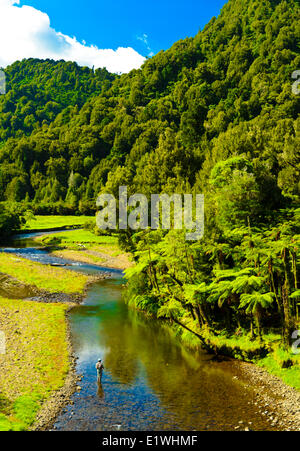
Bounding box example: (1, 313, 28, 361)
(0, 0, 227, 73)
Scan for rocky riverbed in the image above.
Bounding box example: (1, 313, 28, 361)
(233, 360, 300, 431)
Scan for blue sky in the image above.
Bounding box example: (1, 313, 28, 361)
(0, 0, 226, 72)
(20, 0, 226, 56)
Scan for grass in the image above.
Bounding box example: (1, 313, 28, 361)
(36, 229, 119, 247)
(195, 328, 271, 360)
(176, 319, 274, 356)
(22, 215, 94, 231)
(254, 345, 300, 390)
(203, 330, 279, 351)
(0, 297, 70, 430)
(0, 253, 89, 295)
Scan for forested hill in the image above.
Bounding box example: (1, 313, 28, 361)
(0, 0, 299, 215)
(0, 59, 116, 142)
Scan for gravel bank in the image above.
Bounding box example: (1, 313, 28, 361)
(234, 360, 300, 431)
(0, 271, 112, 305)
(30, 310, 79, 431)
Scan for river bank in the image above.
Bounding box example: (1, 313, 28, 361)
(0, 253, 90, 296)
(231, 360, 300, 431)
(0, 297, 73, 431)
(19, 216, 94, 233)
(33, 229, 132, 270)
(0, 248, 115, 431)
(30, 306, 79, 431)
(50, 248, 132, 271)
(0, 270, 110, 304)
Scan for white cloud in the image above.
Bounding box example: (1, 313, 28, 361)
(137, 33, 154, 57)
(0, 0, 146, 73)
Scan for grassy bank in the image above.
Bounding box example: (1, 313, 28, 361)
(36, 229, 119, 247)
(0, 253, 89, 295)
(22, 215, 94, 231)
(0, 297, 70, 431)
(35, 230, 132, 270)
(258, 349, 300, 391)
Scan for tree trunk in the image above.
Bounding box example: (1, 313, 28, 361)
(282, 284, 294, 348)
(195, 306, 204, 328)
(255, 305, 263, 343)
(170, 315, 213, 353)
(269, 258, 283, 321)
(282, 248, 295, 348)
(250, 315, 256, 340)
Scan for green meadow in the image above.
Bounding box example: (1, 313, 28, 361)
(36, 229, 118, 246)
(22, 216, 94, 231)
(0, 253, 89, 295)
(0, 297, 70, 431)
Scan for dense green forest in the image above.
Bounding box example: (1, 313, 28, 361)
(0, 59, 116, 142)
(0, 0, 299, 350)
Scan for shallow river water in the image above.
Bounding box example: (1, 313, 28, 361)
(1, 233, 279, 431)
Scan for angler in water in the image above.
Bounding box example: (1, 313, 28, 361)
(96, 359, 104, 383)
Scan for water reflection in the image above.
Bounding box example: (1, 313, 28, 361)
(97, 382, 105, 399)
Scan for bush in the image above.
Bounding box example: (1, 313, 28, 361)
(0, 203, 25, 239)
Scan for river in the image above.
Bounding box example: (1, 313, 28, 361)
(0, 232, 279, 431)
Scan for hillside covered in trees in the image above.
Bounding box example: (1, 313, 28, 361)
(0, 0, 299, 351)
(0, 59, 116, 142)
(0, 0, 299, 213)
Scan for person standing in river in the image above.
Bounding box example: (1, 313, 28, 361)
(96, 359, 104, 383)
